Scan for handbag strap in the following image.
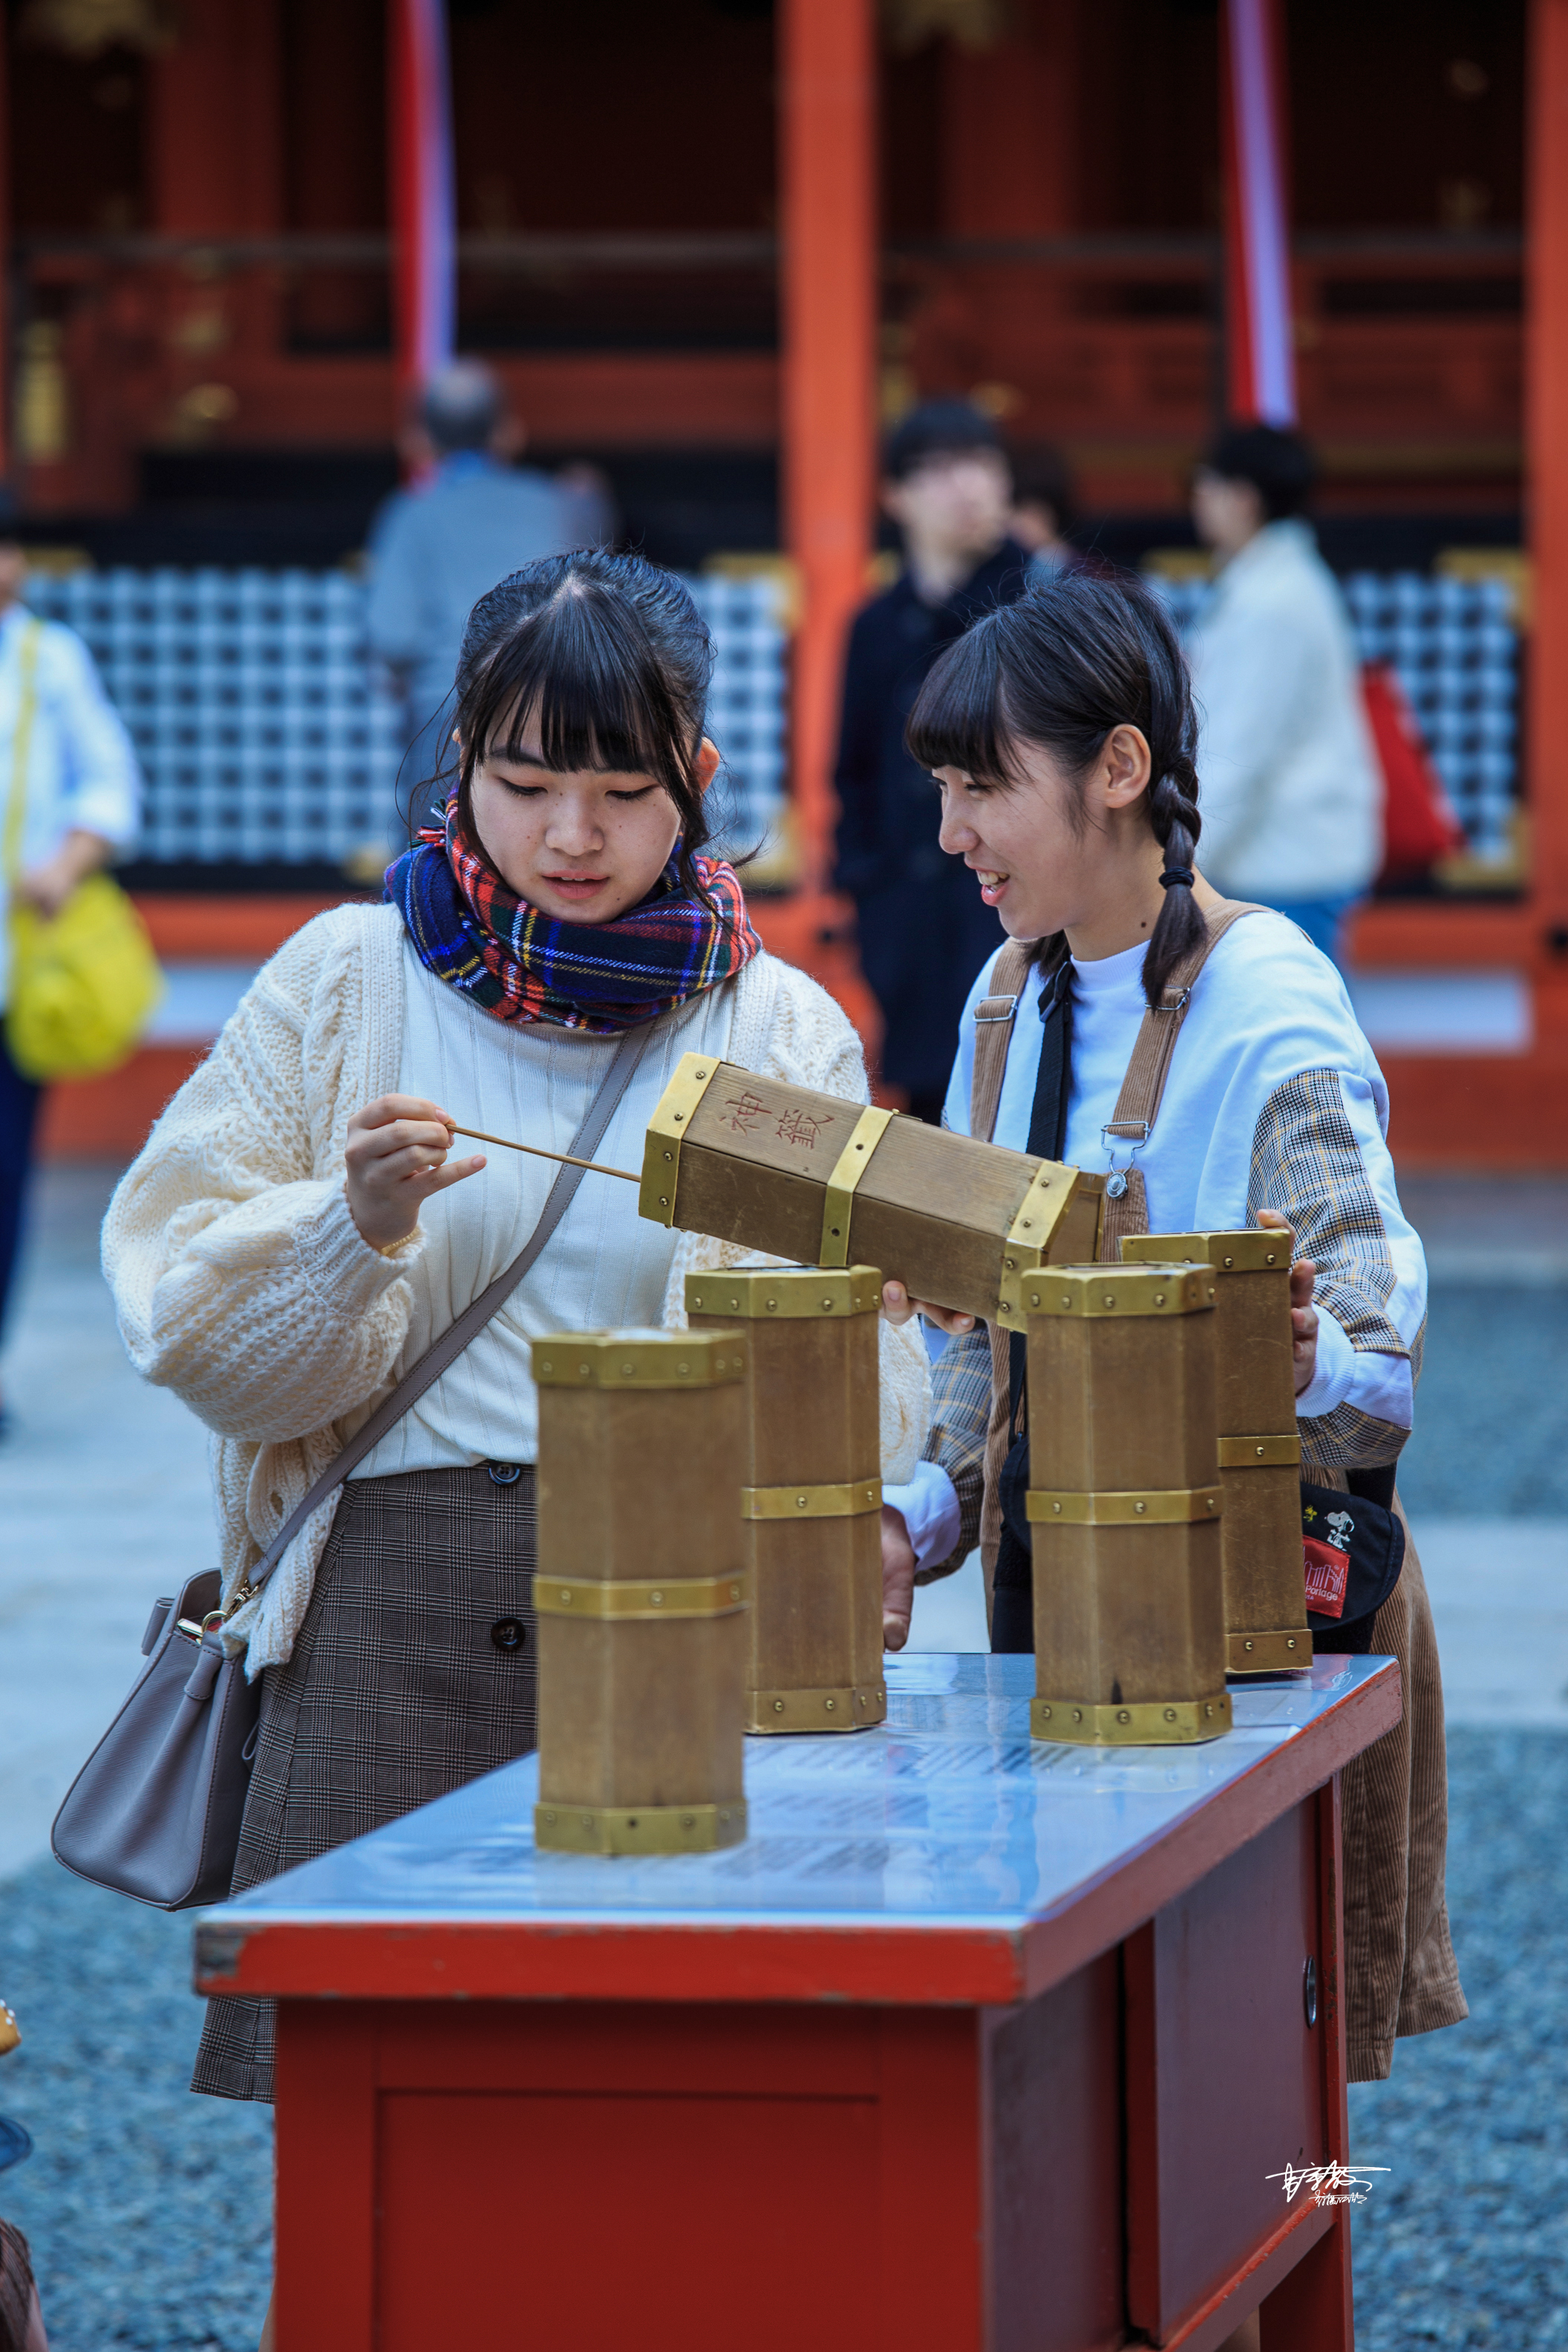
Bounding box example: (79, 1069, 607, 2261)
(2, 622, 44, 888)
(236, 1017, 654, 1604)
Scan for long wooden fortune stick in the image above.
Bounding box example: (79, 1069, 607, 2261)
(447, 1123, 640, 1184)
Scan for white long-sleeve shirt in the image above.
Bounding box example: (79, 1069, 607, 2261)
(0, 601, 143, 1008)
(1188, 521, 1382, 901)
(888, 909, 1427, 1572)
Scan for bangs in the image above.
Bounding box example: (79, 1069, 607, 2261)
(904, 615, 1021, 785)
(465, 575, 704, 793)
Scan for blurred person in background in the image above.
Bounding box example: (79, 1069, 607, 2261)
(1009, 442, 1081, 579)
(0, 506, 141, 1434)
(833, 401, 1030, 1124)
(1188, 424, 1381, 967)
(366, 361, 614, 805)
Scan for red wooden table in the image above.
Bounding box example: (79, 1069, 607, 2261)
(195, 1651, 1400, 2352)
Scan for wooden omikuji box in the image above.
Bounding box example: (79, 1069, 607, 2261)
(1121, 1232, 1310, 1676)
(639, 1053, 1104, 1326)
(531, 1328, 750, 1855)
(686, 1263, 885, 1736)
(1002, 1263, 1231, 1745)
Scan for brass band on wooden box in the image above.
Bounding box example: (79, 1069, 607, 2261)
(1120, 1231, 1310, 1676)
(1001, 1264, 1232, 1746)
(687, 1263, 886, 1736)
(639, 1052, 1105, 1327)
(532, 1328, 750, 1854)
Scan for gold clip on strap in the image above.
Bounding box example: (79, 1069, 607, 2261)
(740, 1480, 882, 1520)
(532, 1570, 748, 1619)
(818, 1105, 894, 1268)
(638, 1053, 722, 1226)
(1026, 1486, 1222, 1525)
(1218, 1432, 1301, 1469)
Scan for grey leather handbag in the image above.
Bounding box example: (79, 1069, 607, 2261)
(50, 1024, 650, 1910)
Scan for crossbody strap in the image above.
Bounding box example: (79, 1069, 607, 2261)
(236, 1017, 654, 1604)
(2, 622, 45, 887)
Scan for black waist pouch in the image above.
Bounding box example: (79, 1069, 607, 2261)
(1301, 1476, 1405, 1653)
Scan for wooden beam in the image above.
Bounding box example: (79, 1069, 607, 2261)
(1528, 0, 1568, 942)
(778, 0, 877, 892)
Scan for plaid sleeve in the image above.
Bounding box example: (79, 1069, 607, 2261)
(915, 1322, 994, 1576)
(1249, 1068, 1423, 1471)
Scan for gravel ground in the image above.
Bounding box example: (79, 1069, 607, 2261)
(1396, 1287, 1568, 1518)
(0, 1728, 1559, 2346)
(1348, 1728, 1568, 2350)
(0, 1868, 271, 2351)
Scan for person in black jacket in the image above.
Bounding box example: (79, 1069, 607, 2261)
(833, 402, 1030, 1123)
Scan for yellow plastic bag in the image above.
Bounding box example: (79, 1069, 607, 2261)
(7, 872, 164, 1080)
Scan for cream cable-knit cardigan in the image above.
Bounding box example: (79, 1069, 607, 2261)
(103, 903, 931, 1676)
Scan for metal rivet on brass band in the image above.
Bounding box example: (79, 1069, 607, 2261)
(824, 1698, 837, 1712)
(1164, 1708, 1177, 1722)
(678, 1361, 689, 1373)
(773, 1699, 785, 1713)
(540, 1360, 553, 1374)
(1134, 1501, 1147, 1515)
(1039, 1704, 1052, 1719)
(650, 1591, 664, 1606)
(1154, 1293, 1166, 1304)
(543, 1810, 556, 1824)
(1204, 1703, 1214, 1716)
(559, 1589, 572, 1604)
(729, 1585, 740, 1601)
(659, 1195, 669, 1206)
(672, 1111, 685, 1123)
(695, 1068, 708, 1079)
(1071, 1708, 1083, 1722)
(1061, 1294, 1072, 1308)
(1117, 1709, 1131, 1723)
(1287, 1636, 1298, 1650)
(1255, 1444, 1267, 1457)
(821, 1296, 834, 1310)
(621, 1362, 635, 1376)
(765, 1298, 778, 1311)
(581, 1814, 593, 1827)
(690, 1297, 703, 1311)
(682, 1814, 695, 1829)
(1102, 1294, 1115, 1307)
(795, 1495, 808, 1509)
(1244, 1639, 1255, 1651)
(1222, 1254, 1235, 1268)
(578, 1362, 590, 1376)
(1266, 1251, 1278, 1264)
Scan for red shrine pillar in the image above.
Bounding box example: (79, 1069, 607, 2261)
(1528, 0, 1568, 1055)
(778, 0, 878, 893)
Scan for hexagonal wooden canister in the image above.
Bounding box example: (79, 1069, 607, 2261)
(1120, 1231, 1310, 1675)
(531, 1327, 750, 1855)
(1000, 1262, 1231, 1745)
(687, 1263, 886, 1735)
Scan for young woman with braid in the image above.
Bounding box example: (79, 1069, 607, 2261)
(876, 569, 1466, 2088)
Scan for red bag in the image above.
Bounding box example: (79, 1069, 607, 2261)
(1361, 662, 1468, 885)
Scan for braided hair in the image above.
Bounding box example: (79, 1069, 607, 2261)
(905, 569, 1204, 1010)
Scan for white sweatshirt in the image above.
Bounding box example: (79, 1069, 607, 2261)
(103, 903, 930, 1673)
(1188, 521, 1382, 901)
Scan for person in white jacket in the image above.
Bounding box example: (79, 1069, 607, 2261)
(1187, 425, 1381, 967)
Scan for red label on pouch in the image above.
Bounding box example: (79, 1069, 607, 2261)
(1304, 1538, 1350, 1619)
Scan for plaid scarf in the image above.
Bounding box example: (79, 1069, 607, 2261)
(385, 797, 762, 1034)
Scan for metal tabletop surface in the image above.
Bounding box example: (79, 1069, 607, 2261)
(197, 1654, 1399, 2006)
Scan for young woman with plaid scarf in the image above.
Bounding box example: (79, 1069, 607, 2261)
(876, 569, 1465, 2091)
(103, 553, 931, 2128)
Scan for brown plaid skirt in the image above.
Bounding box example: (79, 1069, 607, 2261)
(192, 1463, 539, 2104)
